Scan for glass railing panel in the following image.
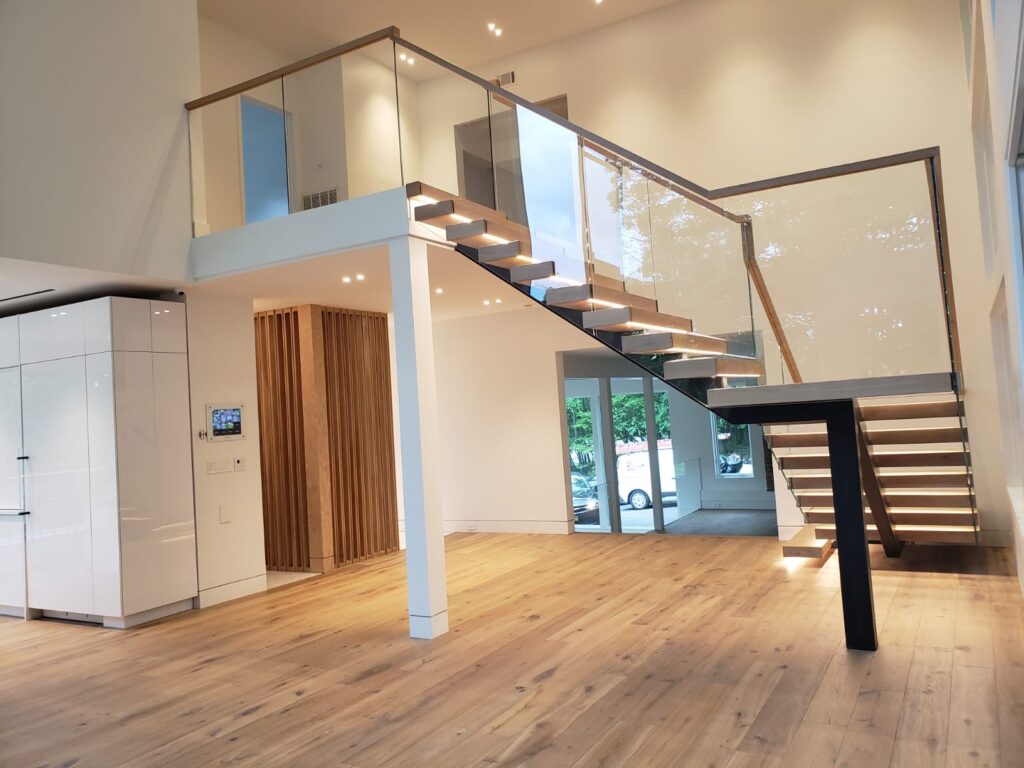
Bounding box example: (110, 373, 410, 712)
(189, 79, 288, 235)
(393, 41, 493, 207)
(581, 146, 656, 298)
(721, 160, 952, 385)
(489, 95, 588, 286)
(646, 178, 753, 353)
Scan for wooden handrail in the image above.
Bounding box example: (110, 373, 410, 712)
(741, 219, 802, 384)
(184, 26, 399, 111)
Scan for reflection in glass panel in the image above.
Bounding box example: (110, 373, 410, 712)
(240, 94, 289, 224)
(565, 380, 612, 533)
(712, 415, 753, 478)
(722, 161, 950, 384)
(581, 149, 655, 298)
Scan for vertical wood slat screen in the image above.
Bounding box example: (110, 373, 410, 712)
(321, 308, 400, 565)
(254, 309, 311, 571)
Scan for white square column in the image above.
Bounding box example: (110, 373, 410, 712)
(388, 236, 448, 639)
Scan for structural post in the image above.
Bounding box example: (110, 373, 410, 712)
(642, 376, 665, 532)
(825, 401, 878, 651)
(597, 377, 621, 532)
(388, 236, 448, 639)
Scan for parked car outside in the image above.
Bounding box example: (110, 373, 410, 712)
(571, 472, 600, 525)
(616, 447, 678, 510)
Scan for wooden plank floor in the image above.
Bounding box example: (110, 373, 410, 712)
(0, 533, 1022, 767)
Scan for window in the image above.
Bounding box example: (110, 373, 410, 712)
(712, 415, 753, 477)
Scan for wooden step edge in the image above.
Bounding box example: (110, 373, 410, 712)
(813, 524, 977, 544)
(620, 331, 729, 356)
(781, 524, 835, 560)
(581, 306, 694, 334)
(546, 283, 657, 313)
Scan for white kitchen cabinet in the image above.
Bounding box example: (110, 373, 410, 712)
(0, 364, 26, 613)
(5, 297, 198, 626)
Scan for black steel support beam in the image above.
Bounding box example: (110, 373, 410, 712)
(715, 398, 878, 652)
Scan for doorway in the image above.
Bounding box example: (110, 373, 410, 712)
(241, 97, 290, 224)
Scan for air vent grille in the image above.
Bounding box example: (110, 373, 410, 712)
(302, 188, 339, 210)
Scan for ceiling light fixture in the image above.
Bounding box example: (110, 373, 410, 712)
(483, 300, 491, 306)
(356, 274, 365, 281)
(487, 22, 496, 31)
(435, 288, 443, 295)
(494, 28, 503, 37)
(342, 276, 352, 284)
(495, 298, 502, 304)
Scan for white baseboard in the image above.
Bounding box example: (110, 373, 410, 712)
(103, 598, 194, 629)
(197, 573, 267, 608)
(443, 519, 573, 535)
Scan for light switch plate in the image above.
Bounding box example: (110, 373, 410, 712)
(234, 456, 245, 472)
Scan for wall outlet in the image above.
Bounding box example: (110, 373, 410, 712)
(466, 522, 477, 531)
(207, 459, 232, 474)
(234, 456, 245, 472)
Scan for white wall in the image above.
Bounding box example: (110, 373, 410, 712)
(0, 1, 199, 280)
(974, 0, 1024, 580)
(185, 290, 266, 606)
(431, 306, 600, 534)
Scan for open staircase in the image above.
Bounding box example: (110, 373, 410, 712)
(407, 181, 981, 557)
(407, 182, 766, 391)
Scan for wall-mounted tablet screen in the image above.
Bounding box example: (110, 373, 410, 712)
(207, 403, 245, 441)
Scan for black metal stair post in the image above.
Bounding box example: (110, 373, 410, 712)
(824, 400, 878, 651)
(714, 398, 878, 652)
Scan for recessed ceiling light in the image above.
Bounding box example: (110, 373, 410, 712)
(407, 57, 414, 65)
(399, 52, 407, 60)
(495, 298, 502, 304)
(435, 288, 443, 294)
(356, 274, 365, 281)
(487, 22, 496, 31)
(483, 300, 491, 306)
(342, 275, 352, 284)
(494, 28, 503, 37)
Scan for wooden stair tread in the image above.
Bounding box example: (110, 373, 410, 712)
(858, 400, 960, 420)
(787, 470, 970, 489)
(664, 354, 764, 381)
(812, 523, 976, 544)
(620, 331, 729, 356)
(509, 261, 556, 284)
(805, 507, 975, 525)
(778, 450, 968, 469)
(546, 284, 657, 312)
(768, 426, 964, 448)
(781, 524, 834, 560)
(581, 306, 694, 333)
(475, 240, 533, 266)
(447, 218, 531, 250)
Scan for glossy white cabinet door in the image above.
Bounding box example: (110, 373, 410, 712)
(86, 353, 123, 617)
(0, 366, 25, 609)
(150, 301, 187, 354)
(19, 304, 87, 364)
(114, 351, 159, 616)
(151, 353, 198, 606)
(22, 357, 94, 614)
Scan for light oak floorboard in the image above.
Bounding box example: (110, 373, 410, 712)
(0, 533, 1020, 767)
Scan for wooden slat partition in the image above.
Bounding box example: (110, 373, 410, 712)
(321, 308, 400, 565)
(254, 309, 311, 571)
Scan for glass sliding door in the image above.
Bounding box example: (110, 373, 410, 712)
(611, 378, 656, 533)
(564, 379, 611, 532)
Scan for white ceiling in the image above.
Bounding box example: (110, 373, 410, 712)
(197, 0, 682, 71)
(199, 242, 536, 320)
(0, 257, 177, 318)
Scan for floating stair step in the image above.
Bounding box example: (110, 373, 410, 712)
(581, 306, 693, 333)
(805, 507, 976, 526)
(446, 219, 530, 250)
(865, 426, 965, 445)
(858, 400, 960, 421)
(788, 470, 970, 490)
(795, 489, 974, 508)
(777, 449, 968, 470)
(509, 261, 556, 284)
(664, 354, 764, 381)
(475, 239, 533, 266)
(813, 523, 976, 545)
(878, 470, 970, 488)
(406, 181, 458, 204)
(413, 197, 508, 228)
(768, 426, 965, 449)
(620, 331, 729, 356)
(782, 524, 834, 560)
(590, 272, 627, 291)
(546, 284, 657, 312)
